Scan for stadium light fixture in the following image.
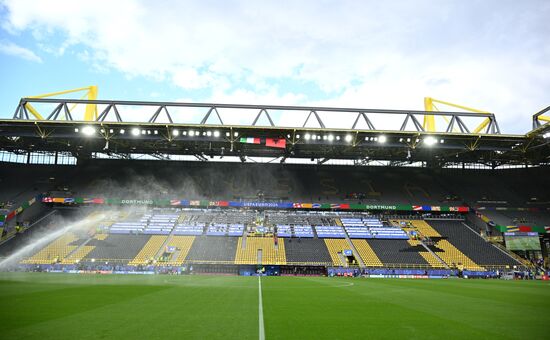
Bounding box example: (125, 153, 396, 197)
(206, 131, 212, 137)
(378, 135, 387, 144)
(543, 132, 550, 139)
(234, 132, 239, 137)
(345, 134, 353, 142)
(141, 130, 146, 135)
(131, 128, 140, 136)
(81, 126, 96, 136)
(304, 133, 311, 140)
(189, 130, 195, 137)
(336, 136, 340, 141)
(120, 129, 125, 134)
(172, 129, 180, 137)
(423, 136, 438, 146)
(440, 139, 445, 144)
(213, 131, 220, 137)
(328, 134, 334, 141)
(74, 128, 79, 133)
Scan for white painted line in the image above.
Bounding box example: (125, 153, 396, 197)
(258, 275, 265, 340)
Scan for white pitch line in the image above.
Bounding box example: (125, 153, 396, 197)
(258, 275, 265, 340)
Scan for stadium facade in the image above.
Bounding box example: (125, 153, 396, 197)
(1, 97, 549, 278)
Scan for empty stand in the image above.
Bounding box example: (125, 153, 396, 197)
(284, 238, 332, 265)
(366, 239, 430, 267)
(163, 236, 195, 265)
(22, 233, 79, 264)
(324, 238, 351, 266)
(186, 236, 238, 263)
(351, 239, 383, 267)
(235, 237, 286, 265)
(403, 220, 485, 270)
(83, 234, 152, 263)
(427, 220, 519, 267)
(129, 235, 167, 265)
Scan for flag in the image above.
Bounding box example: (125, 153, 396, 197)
(293, 203, 302, 208)
(170, 200, 181, 206)
(42, 197, 53, 203)
(265, 138, 286, 149)
(518, 225, 532, 232)
(240, 137, 260, 144)
(412, 205, 422, 211)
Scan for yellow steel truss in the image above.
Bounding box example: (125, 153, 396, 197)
(25, 86, 98, 121)
(423, 97, 492, 133)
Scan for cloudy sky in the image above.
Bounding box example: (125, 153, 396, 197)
(0, 0, 548, 133)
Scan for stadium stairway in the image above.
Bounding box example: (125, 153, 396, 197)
(490, 240, 532, 269)
(128, 235, 168, 265)
(235, 237, 286, 265)
(163, 236, 195, 265)
(351, 239, 383, 267)
(324, 239, 351, 266)
(342, 229, 366, 268)
(405, 220, 485, 270)
(61, 236, 96, 264)
(154, 233, 175, 260)
(407, 239, 446, 268)
(61, 245, 95, 264)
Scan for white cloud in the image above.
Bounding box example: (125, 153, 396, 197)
(0, 40, 42, 62)
(1, 0, 549, 133)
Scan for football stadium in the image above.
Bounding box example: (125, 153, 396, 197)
(1, 2, 550, 339)
(0, 90, 549, 339)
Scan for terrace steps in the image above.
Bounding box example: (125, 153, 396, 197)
(351, 239, 383, 267)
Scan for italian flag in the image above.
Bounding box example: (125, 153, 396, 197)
(240, 137, 261, 144)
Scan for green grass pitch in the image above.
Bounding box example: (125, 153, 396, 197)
(0, 273, 548, 339)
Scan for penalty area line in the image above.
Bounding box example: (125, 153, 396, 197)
(258, 275, 265, 340)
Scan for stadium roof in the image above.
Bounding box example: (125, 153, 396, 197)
(1, 98, 549, 168)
